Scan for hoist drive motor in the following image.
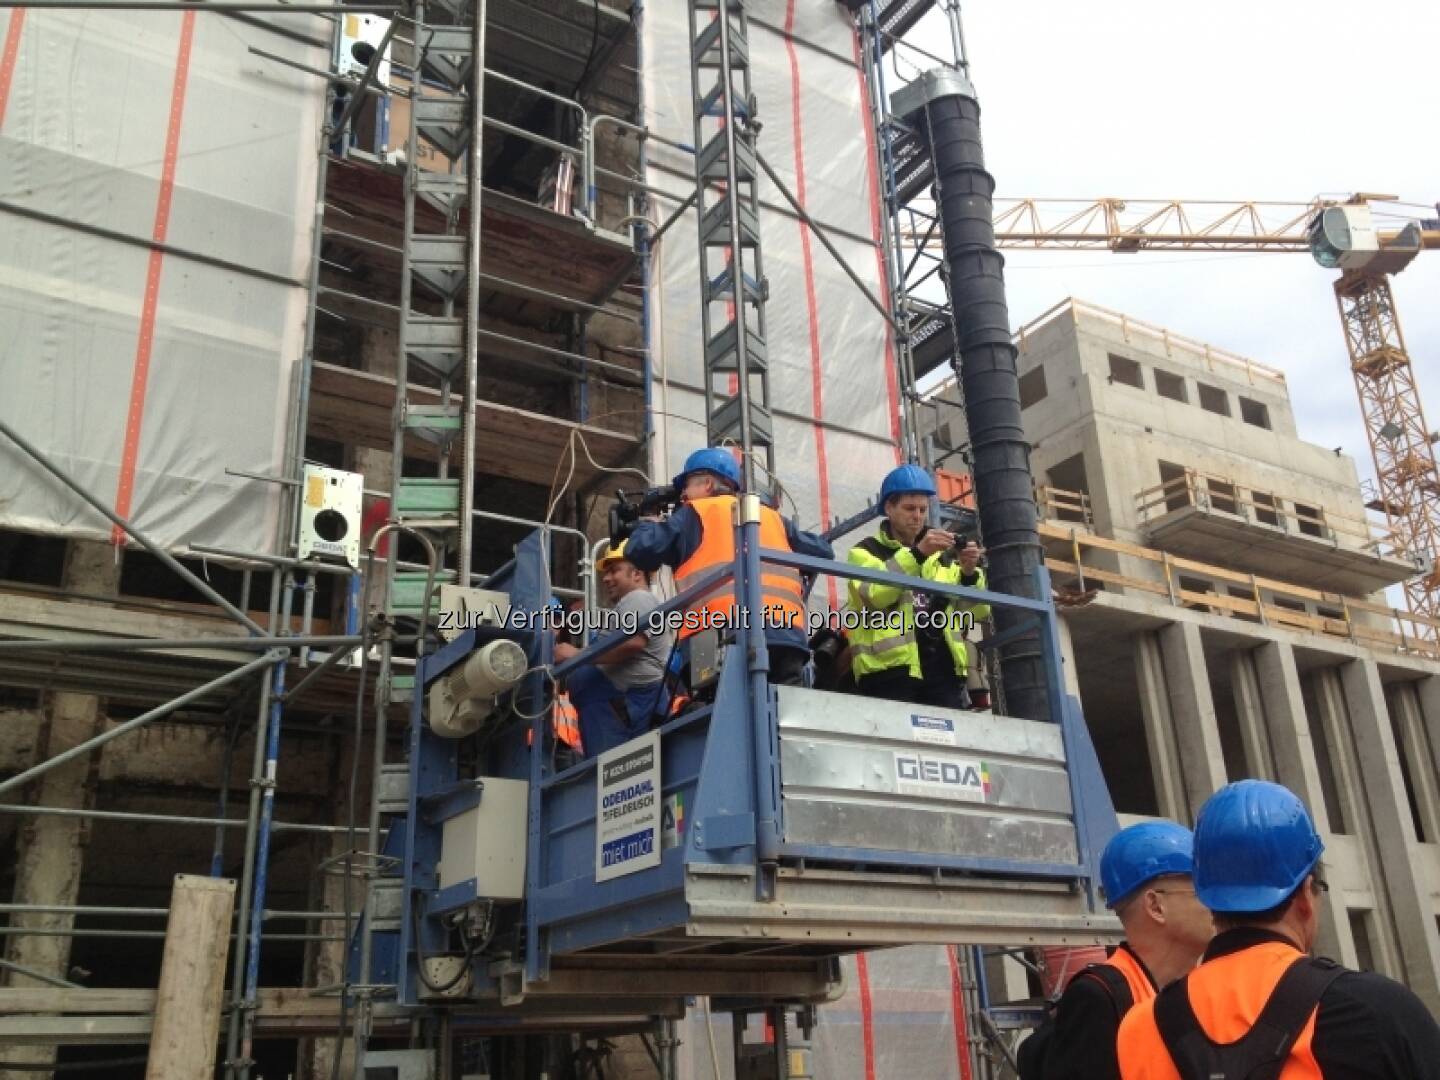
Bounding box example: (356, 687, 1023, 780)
(428, 639, 528, 739)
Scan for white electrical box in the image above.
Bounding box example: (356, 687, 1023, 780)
(298, 465, 363, 568)
(436, 584, 512, 642)
(336, 13, 392, 83)
(438, 778, 530, 902)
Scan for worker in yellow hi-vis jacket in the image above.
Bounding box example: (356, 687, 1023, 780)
(846, 465, 990, 710)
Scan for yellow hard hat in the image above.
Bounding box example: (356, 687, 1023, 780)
(597, 542, 629, 569)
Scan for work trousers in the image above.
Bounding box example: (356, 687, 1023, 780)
(856, 666, 968, 710)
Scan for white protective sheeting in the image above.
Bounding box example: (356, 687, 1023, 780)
(676, 949, 970, 1080)
(0, 7, 325, 554)
(643, 0, 901, 606)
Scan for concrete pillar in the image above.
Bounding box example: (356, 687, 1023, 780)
(1388, 682, 1440, 845)
(1229, 650, 1276, 779)
(1340, 661, 1440, 1009)
(1, 541, 120, 1080)
(1133, 632, 1187, 822)
(1311, 666, 1403, 977)
(1157, 622, 1228, 819)
(1414, 674, 1440, 790)
(1251, 643, 1353, 966)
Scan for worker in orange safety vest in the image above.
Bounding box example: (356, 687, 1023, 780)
(624, 448, 833, 686)
(1117, 780, 1440, 1080)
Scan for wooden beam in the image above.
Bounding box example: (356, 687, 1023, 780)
(146, 875, 236, 1080)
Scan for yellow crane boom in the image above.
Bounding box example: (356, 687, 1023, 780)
(906, 195, 1440, 637)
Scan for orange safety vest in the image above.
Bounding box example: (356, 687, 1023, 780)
(1117, 941, 1323, 1080)
(672, 496, 805, 642)
(1098, 944, 1158, 1011)
(528, 692, 583, 752)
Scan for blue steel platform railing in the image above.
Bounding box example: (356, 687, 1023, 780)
(379, 522, 1118, 1008)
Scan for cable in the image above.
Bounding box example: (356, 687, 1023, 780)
(411, 903, 485, 994)
(570, 0, 601, 100)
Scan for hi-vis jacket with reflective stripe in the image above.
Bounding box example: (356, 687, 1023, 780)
(845, 524, 990, 681)
(672, 496, 805, 642)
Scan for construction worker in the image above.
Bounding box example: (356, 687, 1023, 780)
(553, 542, 673, 757)
(624, 448, 833, 686)
(1117, 780, 1440, 1080)
(1029, 821, 1212, 1080)
(847, 465, 989, 708)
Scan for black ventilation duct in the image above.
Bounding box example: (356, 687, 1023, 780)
(895, 70, 1048, 723)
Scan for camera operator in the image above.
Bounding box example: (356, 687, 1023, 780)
(847, 465, 989, 710)
(621, 448, 833, 686)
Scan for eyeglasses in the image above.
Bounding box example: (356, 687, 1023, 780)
(1311, 876, 1330, 895)
(1149, 887, 1197, 898)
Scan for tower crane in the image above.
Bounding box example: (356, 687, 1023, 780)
(906, 195, 1440, 636)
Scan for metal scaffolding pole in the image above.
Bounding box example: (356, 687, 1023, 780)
(0, 650, 282, 798)
(0, 802, 370, 837)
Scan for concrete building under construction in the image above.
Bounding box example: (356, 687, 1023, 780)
(929, 299, 1440, 1010)
(0, 0, 1438, 1078)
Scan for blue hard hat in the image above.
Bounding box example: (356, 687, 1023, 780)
(1099, 821, 1195, 908)
(879, 464, 937, 504)
(1193, 780, 1324, 913)
(673, 448, 741, 491)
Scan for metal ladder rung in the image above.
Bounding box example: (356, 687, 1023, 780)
(417, 25, 474, 88)
(403, 404, 464, 444)
(692, 17, 749, 69)
(697, 130, 756, 182)
(695, 81, 750, 121)
(403, 315, 465, 377)
(390, 570, 458, 616)
(705, 321, 768, 372)
(706, 263, 764, 306)
(408, 235, 468, 301)
(710, 394, 773, 446)
(700, 196, 760, 248)
(395, 477, 462, 516)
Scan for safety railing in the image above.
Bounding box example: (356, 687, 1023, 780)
(1040, 522, 1440, 659)
(1134, 467, 1413, 561)
(1036, 485, 1094, 528)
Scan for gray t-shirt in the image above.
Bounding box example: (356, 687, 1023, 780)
(598, 588, 672, 690)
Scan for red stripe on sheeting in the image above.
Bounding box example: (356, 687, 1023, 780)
(111, 12, 196, 544)
(0, 9, 27, 130)
(855, 951, 877, 1080)
(783, 0, 838, 608)
(947, 945, 975, 1080)
(850, 30, 902, 464)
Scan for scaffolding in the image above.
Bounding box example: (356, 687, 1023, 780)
(0, 0, 655, 1073)
(0, 1, 1049, 1077)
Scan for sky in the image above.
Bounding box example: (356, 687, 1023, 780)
(910, 0, 1440, 481)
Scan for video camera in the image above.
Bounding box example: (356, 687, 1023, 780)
(608, 484, 679, 544)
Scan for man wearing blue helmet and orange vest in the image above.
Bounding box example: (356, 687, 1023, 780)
(846, 464, 991, 708)
(1118, 780, 1440, 1080)
(1025, 821, 1213, 1080)
(624, 448, 833, 686)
